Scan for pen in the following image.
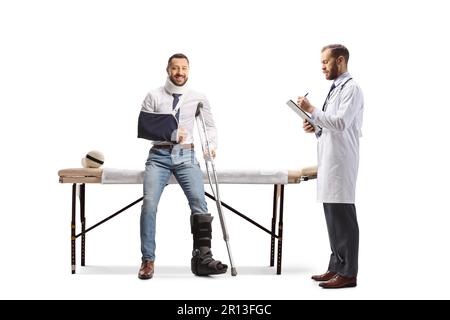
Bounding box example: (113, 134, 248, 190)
(304, 93, 309, 98)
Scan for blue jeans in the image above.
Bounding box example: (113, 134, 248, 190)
(140, 146, 208, 261)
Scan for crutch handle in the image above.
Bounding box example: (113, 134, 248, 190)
(195, 102, 203, 117)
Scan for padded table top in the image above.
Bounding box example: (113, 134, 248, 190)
(58, 166, 317, 185)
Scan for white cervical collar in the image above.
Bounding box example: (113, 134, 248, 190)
(164, 77, 188, 95)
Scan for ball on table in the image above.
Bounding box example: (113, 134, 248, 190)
(81, 150, 104, 168)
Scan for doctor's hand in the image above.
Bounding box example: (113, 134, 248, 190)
(177, 127, 187, 144)
(303, 119, 315, 133)
(297, 96, 315, 114)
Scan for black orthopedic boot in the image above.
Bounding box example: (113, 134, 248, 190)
(191, 214, 228, 276)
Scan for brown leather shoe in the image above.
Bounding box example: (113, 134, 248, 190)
(311, 271, 337, 282)
(138, 260, 154, 280)
(319, 274, 357, 289)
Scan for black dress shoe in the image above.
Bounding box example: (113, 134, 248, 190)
(319, 274, 357, 289)
(311, 271, 337, 281)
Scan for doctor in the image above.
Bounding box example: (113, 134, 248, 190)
(297, 44, 364, 289)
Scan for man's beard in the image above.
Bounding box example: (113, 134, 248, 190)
(328, 62, 339, 80)
(170, 75, 188, 86)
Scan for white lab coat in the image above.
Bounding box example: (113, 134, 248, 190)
(311, 72, 364, 203)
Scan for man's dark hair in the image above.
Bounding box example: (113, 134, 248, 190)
(322, 44, 350, 64)
(167, 53, 189, 66)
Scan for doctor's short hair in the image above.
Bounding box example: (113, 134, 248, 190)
(167, 53, 190, 66)
(322, 44, 350, 64)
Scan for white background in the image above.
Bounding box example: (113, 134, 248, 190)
(1, 0, 449, 299)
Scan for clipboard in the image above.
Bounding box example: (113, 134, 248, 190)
(286, 99, 322, 133)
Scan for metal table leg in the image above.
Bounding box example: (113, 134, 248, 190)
(270, 185, 278, 267)
(80, 183, 86, 266)
(276, 185, 285, 275)
(71, 183, 76, 274)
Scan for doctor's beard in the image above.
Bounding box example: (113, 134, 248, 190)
(327, 61, 339, 80)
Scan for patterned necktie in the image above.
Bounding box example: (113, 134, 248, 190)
(322, 83, 336, 111)
(172, 93, 182, 121)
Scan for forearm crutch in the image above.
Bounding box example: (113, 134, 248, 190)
(195, 102, 237, 276)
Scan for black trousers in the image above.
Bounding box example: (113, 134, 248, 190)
(323, 203, 359, 277)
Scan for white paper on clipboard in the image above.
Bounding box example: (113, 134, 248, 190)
(286, 100, 322, 133)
